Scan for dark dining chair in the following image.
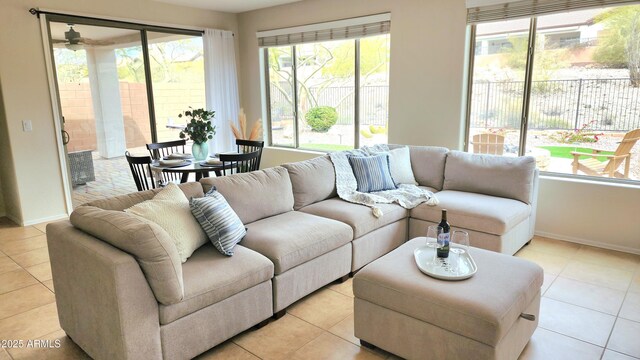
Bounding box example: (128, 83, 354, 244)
(219, 150, 261, 176)
(236, 139, 264, 169)
(125, 151, 157, 191)
(146, 140, 186, 184)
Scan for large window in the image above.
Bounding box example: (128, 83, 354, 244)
(467, 5, 640, 182)
(264, 26, 390, 152)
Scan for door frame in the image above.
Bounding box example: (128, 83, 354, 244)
(39, 14, 74, 215)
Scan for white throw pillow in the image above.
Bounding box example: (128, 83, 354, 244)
(388, 146, 418, 185)
(125, 183, 207, 263)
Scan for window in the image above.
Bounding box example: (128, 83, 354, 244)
(466, 5, 640, 183)
(262, 16, 391, 152)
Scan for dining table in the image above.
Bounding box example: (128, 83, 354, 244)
(150, 159, 230, 183)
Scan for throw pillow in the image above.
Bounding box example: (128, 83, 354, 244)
(190, 188, 246, 256)
(348, 153, 397, 193)
(125, 182, 207, 263)
(388, 146, 418, 185)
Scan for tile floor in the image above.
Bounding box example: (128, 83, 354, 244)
(0, 217, 638, 360)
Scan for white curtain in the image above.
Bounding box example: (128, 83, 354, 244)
(203, 29, 240, 155)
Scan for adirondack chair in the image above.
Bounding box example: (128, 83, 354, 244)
(571, 129, 640, 179)
(471, 133, 505, 155)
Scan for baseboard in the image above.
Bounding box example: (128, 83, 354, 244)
(535, 231, 640, 255)
(22, 213, 70, 227)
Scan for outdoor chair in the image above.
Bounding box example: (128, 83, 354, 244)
(471, 133, 505, 155)
(146, 139, 187, 184)
(219, 150, 261, 176)
(571, 128, 640, 179)
(236, 139, 264, 169)
(125, 151, 157, 191)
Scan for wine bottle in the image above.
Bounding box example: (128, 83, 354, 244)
(437, 209, 450, 258)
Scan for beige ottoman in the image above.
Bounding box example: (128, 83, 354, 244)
(354, 238, 543, 360)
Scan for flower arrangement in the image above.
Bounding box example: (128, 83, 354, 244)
(178, 107, 216, 144)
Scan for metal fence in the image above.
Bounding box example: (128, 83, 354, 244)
(269, 84, 388, 126)
(470, 78, 640, 132)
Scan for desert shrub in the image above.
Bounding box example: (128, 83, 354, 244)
(305, 106, 338, 132)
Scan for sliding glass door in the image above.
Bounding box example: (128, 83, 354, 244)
(46, 14, 205, 206)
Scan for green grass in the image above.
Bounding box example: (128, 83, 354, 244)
(299, 143, 353, 152)
(539, 146, 614, 162)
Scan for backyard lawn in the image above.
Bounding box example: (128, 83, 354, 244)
(539, 146, 615, 162)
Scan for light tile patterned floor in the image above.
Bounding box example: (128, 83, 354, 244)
(0, 217, 638, 360)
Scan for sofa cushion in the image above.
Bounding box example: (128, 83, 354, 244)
(85, 182, 204, 211)
(190, 188, 246, 256)
(242, 211, 353, 274)
(283, 156, 337, 210)
(199, 167, 294, 224)
(443, 151, 536, 204)
(410, 190, 531, 235)
(406, 146, 449, 190)
(70, 206, 184, 305)
(158, 244, 273, 324)
(125, 183, 207, 263)
(300, 198, 409, 239)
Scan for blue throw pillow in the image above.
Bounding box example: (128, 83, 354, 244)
(348, 153, 397, 193)
(190, 188, 246, 256)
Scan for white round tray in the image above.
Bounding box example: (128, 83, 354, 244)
(414, 245, 478, 281)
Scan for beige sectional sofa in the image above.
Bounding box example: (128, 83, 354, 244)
(47, 145, 538, 360)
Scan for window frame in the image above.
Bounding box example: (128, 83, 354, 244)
(464, 14, 640, 186)
(264, 38, 379, 152)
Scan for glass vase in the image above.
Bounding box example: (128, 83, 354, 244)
(192, 142, 208, 161)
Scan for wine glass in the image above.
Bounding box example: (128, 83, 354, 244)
(426, 225, 442, 264)
(451, 231, 469, 275)
(451, 230, 470, 254)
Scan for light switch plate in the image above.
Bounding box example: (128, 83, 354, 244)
(22, 120, 33, 132)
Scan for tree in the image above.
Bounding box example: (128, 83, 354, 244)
(593, 5, 640, 87)
(267, 35, 391, 117)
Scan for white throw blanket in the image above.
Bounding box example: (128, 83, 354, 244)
(329, 145, 439, 218)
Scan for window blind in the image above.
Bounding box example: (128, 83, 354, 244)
(467, 0, 640, 23)
(257, 13, 390, 47)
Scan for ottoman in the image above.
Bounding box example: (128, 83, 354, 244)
(353, 238, 543, 360)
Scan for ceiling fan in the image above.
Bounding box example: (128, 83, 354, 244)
(52, 24, 115, 50)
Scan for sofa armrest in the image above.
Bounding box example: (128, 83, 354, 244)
(47, 221, 162, 360)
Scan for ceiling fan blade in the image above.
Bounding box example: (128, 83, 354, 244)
(52, 39, 67, 44)
(79, 37, 116, 46)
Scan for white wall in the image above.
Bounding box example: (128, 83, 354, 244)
(0, 0, 238, 225)
(536, 177, 640, 254)
(238, 0, 640, 253)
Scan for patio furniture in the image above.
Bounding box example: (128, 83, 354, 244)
(219, 150, 261, 176)
(571, 128, 640, 179)
(68, 150, 95, 186)
(236, 139, 264, 169)
(471, 133, 505, 155)
(125, 151, 157, 191)
(147, 140, 187, 184)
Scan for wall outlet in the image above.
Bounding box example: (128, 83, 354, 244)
(22, 120, 33, 132)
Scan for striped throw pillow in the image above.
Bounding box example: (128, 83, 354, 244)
(348, 153, 397, 193)
(190, 188, 246, 256)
